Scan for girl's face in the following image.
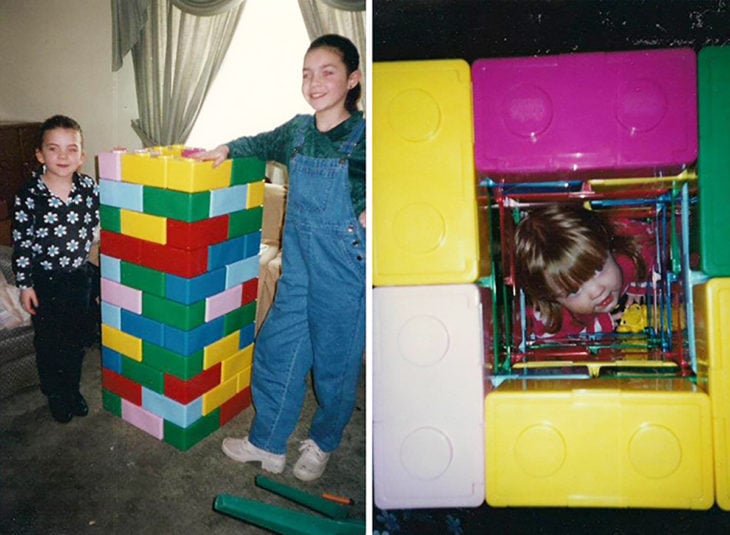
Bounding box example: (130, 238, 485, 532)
(302, 47, 359, 118)
(36, 127, 85, 181)
(556, 253, 623, 315)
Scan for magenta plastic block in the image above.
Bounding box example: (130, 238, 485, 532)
(472, 48, 697, 180)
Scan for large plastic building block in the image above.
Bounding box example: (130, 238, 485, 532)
(202, 375, 238, 415)
(119, 209, 167, 244)
(373, 284, 485, 508)
(101, 302, 121, 329)
(121, 355, 165, 394)
(100, 205, 121, 233)
(373, 59, 483, 286)
(143, 186, 211, 222)
(228, 207, 263, 239)
(120, 261, 167, 297)
(225, 256, 259, 289)
(230, 157, 266, 185)
(205, 284, 243, 322)
(142, 386, 205, 428)
(164, 362, 222, 404)
(102, 367, 142, 405)
(142, 293, 206, 331)
(100, 230, 142, 264)
(97, 149, 125, 181)
(102, 324, 142, 361)
(246, 180, 265, 208)
(694, 278, 730, 510)
(163, 409, 221, 451)
(165, 267, 227, 305)
(166, 215, 229, 250)
(120, 309, 165, 346)
(166, 157, 232, 193)
(121, 151, 169, 188)
(220, 386, 251, 426)
(122, 398, 165, 439)
(485, 378, 713, 509)
(207, 235, 248, 271)
(202, 330, 241, 369)
(100, 179, 144, 212)
(221, 344, 254, 381)
(142, 341, 204, 381)
(100, 254, 121, 282)
(162, 316, 225, 356)
(698, 46, 730, 277)
(100, 278, 143, 314)
(210, 185, 249, 217)
(472, 48, 698, 180)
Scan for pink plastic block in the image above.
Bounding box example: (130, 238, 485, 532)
(97, 149, 126, 181)
(101, 278, 143, 314)
(205, 284, 243, 322)
(472, 48, 697, 180)
(121, 398, 164, 439)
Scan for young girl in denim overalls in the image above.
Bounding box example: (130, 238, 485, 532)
(195, 34, 365, 482)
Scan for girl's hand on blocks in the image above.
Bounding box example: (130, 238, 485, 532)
(191, 144, 229, 168)
(359, 210, 366, 228)
(20, 287, 38, 315)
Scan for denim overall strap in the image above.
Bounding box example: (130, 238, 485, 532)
(249, 117, 366, 454)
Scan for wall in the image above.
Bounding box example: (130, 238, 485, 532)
(0, 0, 311, 174)
(0, 0, 139, 172)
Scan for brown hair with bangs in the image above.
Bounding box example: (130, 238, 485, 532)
(514, 203, 646, 333)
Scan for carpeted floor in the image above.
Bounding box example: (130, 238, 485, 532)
(0, 347, 366, 534)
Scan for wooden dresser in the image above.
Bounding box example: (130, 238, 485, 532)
(0, 121, 41, 245)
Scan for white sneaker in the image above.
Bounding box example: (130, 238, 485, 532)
(293, 439, 331, 482)
(222, 436, 286, 474)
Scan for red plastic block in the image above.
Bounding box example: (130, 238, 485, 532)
(219, 386, 252, 426)
(166, 215, 229, 250)
(138, 240, 208, 278)
(164, 363, 222, 404)
(102, 367, 142, 405)
(242, 278, 258, 305)
(100, 230, 142, 264)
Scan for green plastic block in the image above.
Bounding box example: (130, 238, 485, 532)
(230, 157, 266, 185)
(143, 186, 211, 222)
(121, 355, 165, 394)
(142, 293, 206, 330)
(100, 204, 122, 233)
(223, 302, 257, 335)
(699, 46, 730, 276)
(228, 207, 263, 239)
(164, 408, 220, 451)
(102, 388, 122, 416)
(120, 261, 167, 297)
(142, 341, 204, 380)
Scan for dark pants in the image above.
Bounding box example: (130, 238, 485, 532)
(31, 265, 92, 398)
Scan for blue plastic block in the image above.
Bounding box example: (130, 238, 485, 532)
(120, 309, 166, 346)
(101, 346, 123, 373)
(165, 267, 227, 305)
(142, 386, 204, 428)
(244, 230, 262, 258)
(208, 236, 247, 271)
(209, 185, 248, 217)
(163, 317, 225, 356)
(100, 254, 121, 282)
(100, 179, 144, 212)
(101, 302, 122, 329)
(240, 323, 255, 349)
(226, 256, 260, 289)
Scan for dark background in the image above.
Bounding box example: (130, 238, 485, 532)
(371, 1, 730, 533)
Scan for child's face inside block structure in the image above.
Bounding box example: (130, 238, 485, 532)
(554, 253, 623, 315)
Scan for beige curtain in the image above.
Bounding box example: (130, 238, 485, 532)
(111, 0, 246, 146)
(297, 0, 367, 113)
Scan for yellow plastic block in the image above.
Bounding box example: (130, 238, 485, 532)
(167, 157, 232, 193)
(202, 375, 238, 415)
(246, 180, 265, 208)
(221, 343, 254, 382)
(203, 330, 241, 370)
(694, 278, 730, 510)
(121, 151, 169, 188)
(485, 378, 713, 509)
(119, 209, 167, 244)
(373, 59, 483, 286)
(236, 364, 253, 392)
(102, 324, 142, 361)
(150, 144, 185, 157)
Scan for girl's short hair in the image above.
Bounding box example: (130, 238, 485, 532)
(37, 114, 83, 150)
(514, 203, 646, 333)
(308, 33, 361, 113)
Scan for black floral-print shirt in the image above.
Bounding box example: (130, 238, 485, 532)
(12, 170, 99, 289)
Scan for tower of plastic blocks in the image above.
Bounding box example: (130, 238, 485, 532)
(97, 145, 265, 451)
